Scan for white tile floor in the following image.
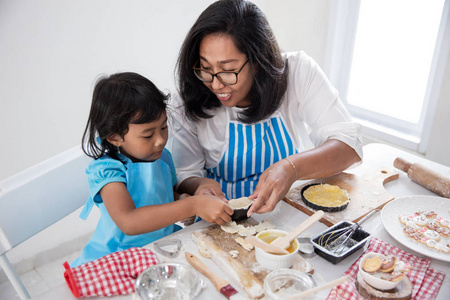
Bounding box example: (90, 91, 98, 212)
(0, 250, 80, 300)
(0, 208, 99, 300)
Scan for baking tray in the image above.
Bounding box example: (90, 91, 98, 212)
(300, 183, 350, 212)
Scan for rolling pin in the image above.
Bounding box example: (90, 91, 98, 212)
(394, 157, 450, 198)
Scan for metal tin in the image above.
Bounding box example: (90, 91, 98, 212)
(301, 183, 350, 212)
(311, 221, 371, 264)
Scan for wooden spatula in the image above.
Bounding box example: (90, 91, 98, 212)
(244, 235, 289, 255)
(271, 210, 324, 250)
(287, 274, 351, 299)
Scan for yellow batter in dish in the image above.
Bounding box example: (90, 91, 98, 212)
(303, 184, 350, 207)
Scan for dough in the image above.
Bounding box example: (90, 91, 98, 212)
(220, 219, 275, 236)
(235, 237, 253, 251)
(197, 240, 212, 258)
(303, 184, 350, 208)
(253, 219, 276, 232)
(221, 221, 242, 234)
(237, 226, 256, 236)
(228, 197, 253, 209)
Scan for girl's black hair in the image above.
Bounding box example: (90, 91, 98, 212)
(82, 72, 169, 160)
(176, 0, 288, 124)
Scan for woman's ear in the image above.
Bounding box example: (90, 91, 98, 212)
(251, 60, 258, 75)
(106, 134, 123, 148)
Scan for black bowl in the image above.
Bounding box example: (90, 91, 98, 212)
(231, 207, 251, 222)
(229, 197, 253, 222)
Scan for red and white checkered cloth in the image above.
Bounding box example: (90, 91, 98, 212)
(327, 238, 445, 300)
(63, 247, 159, 298)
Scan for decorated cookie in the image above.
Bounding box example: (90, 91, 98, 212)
(418, 227, 440, 241)
(405, 220, 420, 230)
(412, 215, 428, 226)
(415, 210, 437, 219)
(427, 221, 441, 231)
(399, 214, 414, 225)
(397, 261, 412, 273)
(380, 256, 396, 273)
(390, 271, 405, 282)
(434, 243, 450, 254)
(427, 221, 450, 237)
(421, 237, 438, 249)
(436, 217, 450, 229)
(403, 227, 422, 241)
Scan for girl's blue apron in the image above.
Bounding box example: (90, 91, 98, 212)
(207, 114, 298, 199)
(71, 151, 175, 267)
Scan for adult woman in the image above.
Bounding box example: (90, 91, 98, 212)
(171, 0, 362, 217)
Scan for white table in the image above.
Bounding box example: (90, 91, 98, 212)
(33, 143, 450, 299)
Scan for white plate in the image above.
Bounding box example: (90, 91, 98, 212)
(381, 195, 450, 262)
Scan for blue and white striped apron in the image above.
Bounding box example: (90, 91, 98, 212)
(207, 115, 298, 199)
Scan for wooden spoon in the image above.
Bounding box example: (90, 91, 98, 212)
(244, 235, 289, 255)
(271, 210, 324, 250)
(287, 274, 351, 299)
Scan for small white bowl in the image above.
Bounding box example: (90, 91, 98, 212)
(358, 252, 402, 291)
(255, 229, 299, 270)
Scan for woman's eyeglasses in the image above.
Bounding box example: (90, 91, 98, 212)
(192, 58, 249, 86)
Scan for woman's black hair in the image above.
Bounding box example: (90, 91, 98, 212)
(176, 0, 288, 124)
(82, 72, 169, 160)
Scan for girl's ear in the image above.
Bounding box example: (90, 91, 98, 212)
(106, 134, 123, 147)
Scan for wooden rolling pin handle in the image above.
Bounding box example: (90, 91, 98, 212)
(393, 157, 412, 173)
(394, 157, 450, 198)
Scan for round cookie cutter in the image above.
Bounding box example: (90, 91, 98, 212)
(297, 237, 316, 258)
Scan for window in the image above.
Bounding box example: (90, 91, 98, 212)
(324, 0, 449, 153)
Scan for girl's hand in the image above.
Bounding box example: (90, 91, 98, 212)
(179, 216, 196, 226)
(177, 193, 196, 226)
(177, 193, 191, 200)
(194, 195, 233, 225)
(247, 159, 296, 216)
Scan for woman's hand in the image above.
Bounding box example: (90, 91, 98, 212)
(193, 195, 233, 225)
(178, 177, 227, 201)
(247, 140, 361, 216)
(195, 179, 227, 200)
(247, 159, 296, 216)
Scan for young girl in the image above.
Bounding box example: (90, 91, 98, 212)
(71, 72, 232, 267)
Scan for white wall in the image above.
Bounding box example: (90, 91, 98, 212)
(1, 0, 448, 182)
(0, 0, 215, 181)
(265, 0, 329, 66)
